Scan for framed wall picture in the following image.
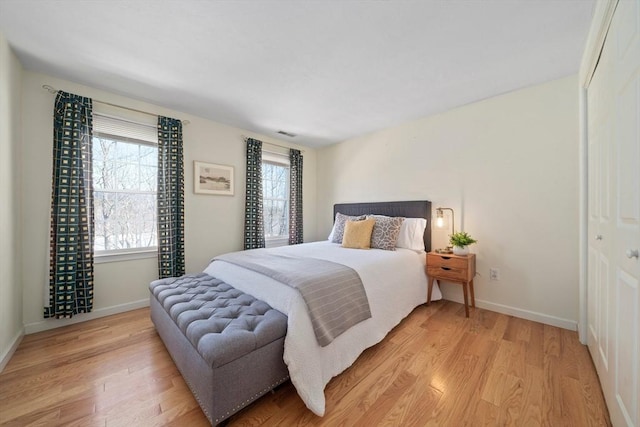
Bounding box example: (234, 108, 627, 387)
(194, 161, 234, 196)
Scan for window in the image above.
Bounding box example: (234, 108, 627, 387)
(92, 114, 158, 256)
(262, 153, 289, 246)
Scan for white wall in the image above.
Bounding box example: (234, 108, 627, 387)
(20, 70, 318, 333)
(0, 34, 24, 370)
(11, 63, 578, 337)
(317, 75, 579, 329)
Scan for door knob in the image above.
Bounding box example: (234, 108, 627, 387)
(626, 249, 639, 259)
(595, 235, 603, 240)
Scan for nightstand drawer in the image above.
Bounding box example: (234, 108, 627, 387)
(427, 254, 468, 269)
(427, 266, 467, 281)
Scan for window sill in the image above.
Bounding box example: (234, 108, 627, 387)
(94, 249, 157, 264)
(265, 238, 289, 248)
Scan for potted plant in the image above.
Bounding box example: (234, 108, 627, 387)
(449, 231, 477, 256)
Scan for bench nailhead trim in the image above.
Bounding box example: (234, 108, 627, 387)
(213, 376, 289, 423)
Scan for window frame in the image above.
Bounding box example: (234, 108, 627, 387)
(92, 118, 159, 262)
(262, 152, 290, 248)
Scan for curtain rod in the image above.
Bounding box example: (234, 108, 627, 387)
(42, 85, 190, 125)
(242, 136, 305, 154)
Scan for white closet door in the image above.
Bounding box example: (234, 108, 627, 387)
(587, 6, 615, 406)
(588, 1, 640, 426)
(612, 1, 640, 425)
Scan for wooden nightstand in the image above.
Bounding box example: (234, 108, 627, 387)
(426, 252, 476, 317)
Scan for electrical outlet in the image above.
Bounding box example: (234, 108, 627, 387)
(489, 268, 500, 281)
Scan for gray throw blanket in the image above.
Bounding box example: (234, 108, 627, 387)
(215, 251, 371, 347)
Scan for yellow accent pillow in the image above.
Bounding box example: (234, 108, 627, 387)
(342, 218, 375, 249)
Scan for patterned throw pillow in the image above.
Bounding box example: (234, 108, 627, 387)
(368, 215, 405, 251)
(330, 212, 366, 243)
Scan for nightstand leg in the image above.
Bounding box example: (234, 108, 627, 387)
(469, 278, 475, 308)
(427, 277, 434, 304)
(462, 282, 469, 318)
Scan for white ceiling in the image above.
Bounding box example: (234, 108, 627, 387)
(0, 0, 595, 148)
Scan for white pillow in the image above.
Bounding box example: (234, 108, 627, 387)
(396, 218, 427, 251)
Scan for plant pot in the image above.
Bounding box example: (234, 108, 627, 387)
(452, 246, 469, 256)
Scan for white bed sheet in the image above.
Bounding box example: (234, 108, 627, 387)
(203, 241, 442, 416)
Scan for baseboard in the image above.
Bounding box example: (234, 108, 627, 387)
(24, 299, 150, 335)
(0, 328, 24, 373)
(443, 296, 578, 331)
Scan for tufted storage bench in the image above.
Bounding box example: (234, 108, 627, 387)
(149, 273, 289, 425)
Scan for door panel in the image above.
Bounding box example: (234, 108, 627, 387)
(615, 269, 638, 426)
(616, 0, 638, 65)
(588, 246, 598, 343)
(599, 254, 610, 370)
(615, 75, 639, 224)
(600, 126, 612, 221)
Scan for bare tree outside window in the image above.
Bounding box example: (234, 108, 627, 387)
(262, 161, 289, 239)
(93, 135, 157, 252)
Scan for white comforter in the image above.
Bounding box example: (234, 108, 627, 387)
(203, 241, 442, 416)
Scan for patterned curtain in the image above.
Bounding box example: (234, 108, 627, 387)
(45, 91, 94, 319)
(244, 138, 265, 249)
(289, 149, 303, 245)
(157, 117, 185, 278)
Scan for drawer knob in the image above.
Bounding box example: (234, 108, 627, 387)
(442, 267, 451, 271)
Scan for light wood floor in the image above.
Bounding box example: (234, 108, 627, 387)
(0, 301, 610, 426)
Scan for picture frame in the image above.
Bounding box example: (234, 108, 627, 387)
(194, 161, 234, 196)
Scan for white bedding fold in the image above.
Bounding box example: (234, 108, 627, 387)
(203, 241, 442, 416)
(214, 250, 371, 346)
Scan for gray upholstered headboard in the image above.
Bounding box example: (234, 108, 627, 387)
(333, 200, 432, 252)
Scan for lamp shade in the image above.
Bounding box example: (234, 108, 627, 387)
(435, 207, 454, 238)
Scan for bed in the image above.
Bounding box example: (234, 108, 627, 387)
(203, 200, 442, 416)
